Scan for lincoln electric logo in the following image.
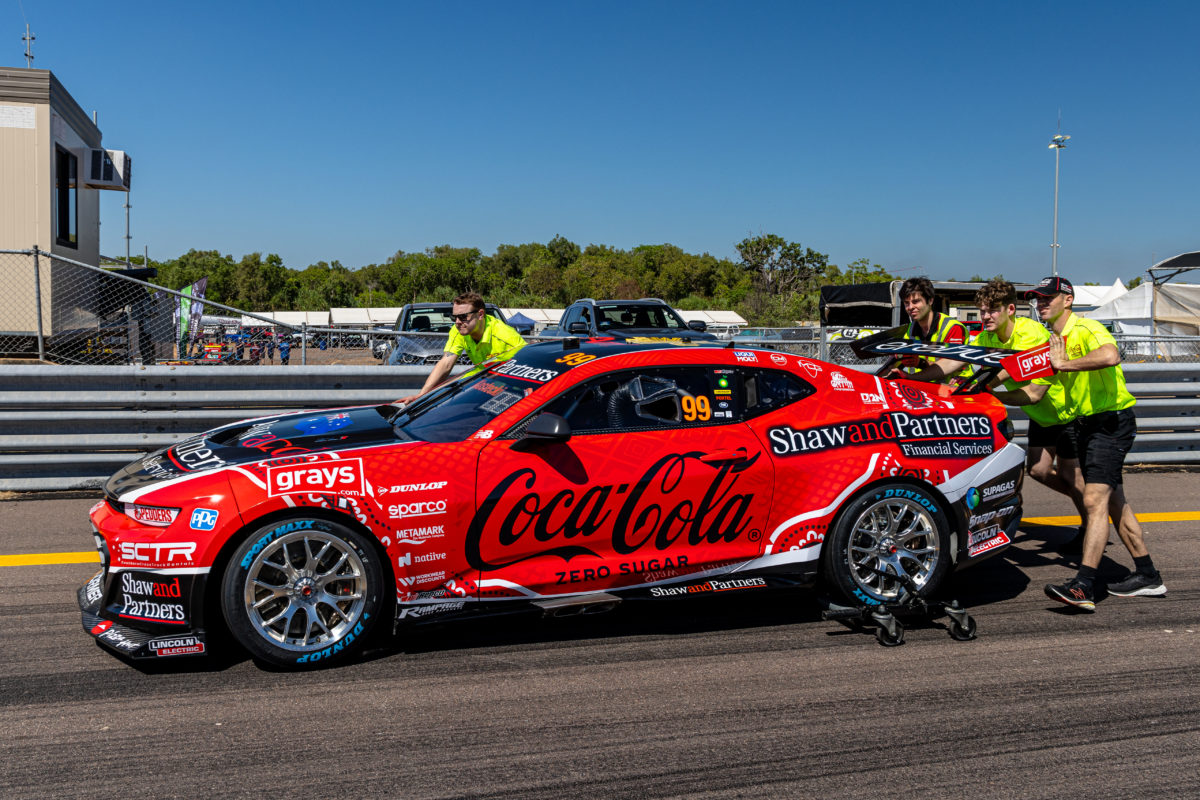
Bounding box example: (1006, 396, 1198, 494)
(769, 411, 994, 459)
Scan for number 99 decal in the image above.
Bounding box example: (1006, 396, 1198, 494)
(681, 395, 712, 422)
(555, 353, 596, 366)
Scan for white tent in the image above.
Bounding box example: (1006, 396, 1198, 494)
(1086, 282, 1200, 357)
(1071, 278, 1128, 310)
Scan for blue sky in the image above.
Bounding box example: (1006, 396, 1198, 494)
(10, 0, 1198, 284)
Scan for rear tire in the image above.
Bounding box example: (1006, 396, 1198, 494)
(823, 482, 952, 605)
(221, 517, 383, 668)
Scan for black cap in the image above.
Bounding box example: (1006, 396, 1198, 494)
(1027, 276, 1074, 298)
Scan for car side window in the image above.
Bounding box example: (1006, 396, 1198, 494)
(741, 368, 816, 420)
(540, 366, 741, 434)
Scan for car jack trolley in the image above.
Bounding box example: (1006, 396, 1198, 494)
(820, 571, 977, 647)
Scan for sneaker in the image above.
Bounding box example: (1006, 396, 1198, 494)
(1045, 578, 1096, 611)
(1106, 571, 1166, 598)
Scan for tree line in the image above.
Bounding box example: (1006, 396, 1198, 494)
(133, 234, 897, 326)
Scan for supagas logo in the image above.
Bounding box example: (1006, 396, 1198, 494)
(268, 458, 365, 497)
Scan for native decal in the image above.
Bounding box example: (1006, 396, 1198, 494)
(769, 411, 994, 459)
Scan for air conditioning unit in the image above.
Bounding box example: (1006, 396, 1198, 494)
(84, 149, 132, 191)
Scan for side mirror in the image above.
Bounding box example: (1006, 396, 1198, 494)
(687, 319, 708, 332)
(568, 321, 589, 335)
(524, 413, 572, 443)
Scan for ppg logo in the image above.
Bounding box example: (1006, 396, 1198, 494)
(190, 508, 219, 531)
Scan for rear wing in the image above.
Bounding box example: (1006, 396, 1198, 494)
(850, 326, 1055, 393)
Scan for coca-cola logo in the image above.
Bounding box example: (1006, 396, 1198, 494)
(465, 451, 760, 571)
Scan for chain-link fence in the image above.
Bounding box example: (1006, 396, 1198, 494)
(3, 249, 1199, 367)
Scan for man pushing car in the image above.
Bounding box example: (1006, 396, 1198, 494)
(394, 292, 526, 406)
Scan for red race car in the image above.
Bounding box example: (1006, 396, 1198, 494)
(80, 337, 1025, 667)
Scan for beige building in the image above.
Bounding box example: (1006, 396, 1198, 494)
(1, 67, 130, 340)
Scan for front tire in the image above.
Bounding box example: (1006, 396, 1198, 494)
(823, 482, 952, 605)
(221, 517, 383, 668)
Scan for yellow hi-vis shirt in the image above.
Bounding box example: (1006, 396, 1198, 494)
(974, 316, 1071, 426)
(445, 314, 526, 366)
(1057, 313, 1136, 418)
(902, 312, 968, 382)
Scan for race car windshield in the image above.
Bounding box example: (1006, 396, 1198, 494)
(391, 368, 539, 443)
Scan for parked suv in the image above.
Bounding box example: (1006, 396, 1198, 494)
(549, 298, 717, 341)
(378, 302, 507, 364)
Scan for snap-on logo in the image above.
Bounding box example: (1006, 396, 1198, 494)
(267, 458, 365, 497)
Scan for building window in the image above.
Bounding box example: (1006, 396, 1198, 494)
(55, 146, 78, 248)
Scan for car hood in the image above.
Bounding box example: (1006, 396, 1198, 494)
(106, 405, 401, 500)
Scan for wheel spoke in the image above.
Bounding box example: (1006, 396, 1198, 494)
(240, 525, 372, 656)
(317, 551, 350, 580)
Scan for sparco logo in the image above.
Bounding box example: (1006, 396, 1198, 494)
(118, 542, 196, 565)
(389, 500, 447, 519)
(268, 458, 365, 497)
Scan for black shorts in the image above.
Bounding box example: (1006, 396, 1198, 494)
(1068, 408, 1137, 488)
(1027, 420, 1078, 459)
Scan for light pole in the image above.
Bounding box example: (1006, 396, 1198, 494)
(1049, 133, 1070, 276)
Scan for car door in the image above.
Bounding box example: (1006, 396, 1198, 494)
(470, 364, 774, 599)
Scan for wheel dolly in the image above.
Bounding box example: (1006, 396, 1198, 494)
(820, 570, 977, 647)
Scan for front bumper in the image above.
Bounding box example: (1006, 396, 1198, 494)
(78, 539, 211, 661)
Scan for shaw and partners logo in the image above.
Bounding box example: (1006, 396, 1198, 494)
(267, 458, 365, 497)
(769, 411, 994, 459)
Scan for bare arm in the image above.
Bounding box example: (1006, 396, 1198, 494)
(989, 382, 1048, 407)
(889, 356, 966, 383)
(395, 353, 458, 405)
(1051, 335, 1119, 372)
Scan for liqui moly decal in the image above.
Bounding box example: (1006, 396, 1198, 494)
(769, 411, 993, 459)
(268, 458, 366, 497)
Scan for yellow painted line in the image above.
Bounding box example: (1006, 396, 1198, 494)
(4, 509, 1200, 566)
(0, 551, 100, 567)
(1023, 511, 1200, 526)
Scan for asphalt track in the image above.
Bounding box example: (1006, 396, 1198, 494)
(2, 472, 1198, 799)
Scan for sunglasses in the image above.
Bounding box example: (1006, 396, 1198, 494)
(451, 311, 480, 322)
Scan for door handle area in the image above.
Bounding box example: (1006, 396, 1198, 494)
(699, 448, 749, 464)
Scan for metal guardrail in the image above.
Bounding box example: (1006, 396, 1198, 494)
(0, 363, 1195, 491)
